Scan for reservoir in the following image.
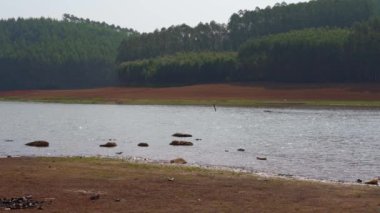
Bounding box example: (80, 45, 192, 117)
(0, 101, 379, 182)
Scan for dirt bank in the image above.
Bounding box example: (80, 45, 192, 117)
(1, 83, 380, 105)
(0, 157, 379, 212)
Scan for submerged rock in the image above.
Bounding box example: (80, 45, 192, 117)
(100, 142, 117, 148)
(170, 141, 193, 146)
(170, 158, 187, 164)
(138, 143, 149, 147)
(4, 139, 14, 142)
(25, 141, 49, 147)
(172, 133, 192, 138)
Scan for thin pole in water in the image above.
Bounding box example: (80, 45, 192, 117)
(213, 104, 216, 112)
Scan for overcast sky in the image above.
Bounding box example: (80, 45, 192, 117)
(0, 0, 307, 32)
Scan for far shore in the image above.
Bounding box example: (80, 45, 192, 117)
(1, 83, 380, 108)
(0, 157, 379, 212)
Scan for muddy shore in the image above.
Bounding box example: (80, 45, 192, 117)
(0, 157, 379, 212)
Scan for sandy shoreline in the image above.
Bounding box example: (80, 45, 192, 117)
(0, 156, 379, 212)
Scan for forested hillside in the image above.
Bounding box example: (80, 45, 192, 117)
(0, 15, 136, 90)
(1, 0, 380, 90)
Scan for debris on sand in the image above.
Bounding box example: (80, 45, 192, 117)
(100, 142, 117, 148)
(0, 195, 44, 210)
(170, 158, 187, 164)
(170, 141, 193, 146)
(172, 133, 192, 138)
(25, 141, 49, 147)
(90, 194, 100, 201)
(138, 143, 149, 147)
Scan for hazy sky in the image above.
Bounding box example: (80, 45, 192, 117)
(0, 0, 306, 32)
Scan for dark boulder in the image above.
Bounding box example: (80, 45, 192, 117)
(170, 141, 193, 146)
(172, 133, 192, 138)
(100, 142, 117, 148)
(25, 141, 49, 147)
(138, 143, 149, 147)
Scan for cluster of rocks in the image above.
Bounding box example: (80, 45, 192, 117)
(0, 196, 43, 210)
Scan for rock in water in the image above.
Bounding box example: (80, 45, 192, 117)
(257, 157, 267, 161)
(172, 133, 192, 138)
(99, 142, 117, 148)
(25, 141, 49, 147)
(364, 179, 378, 185)
(237, 148, 245, 152)
(170, 141, 193, 146)
(138, 143, 149, 147)
(170, 158, 187, 164)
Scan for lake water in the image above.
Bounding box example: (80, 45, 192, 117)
(0, 101, 379, 182)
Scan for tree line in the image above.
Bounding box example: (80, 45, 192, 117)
(118, 52, 237, 85)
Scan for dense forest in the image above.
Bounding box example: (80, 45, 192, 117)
(1, 0, 380, 90)
(118, 52, 237, 85)
(0, 15, 136, 90)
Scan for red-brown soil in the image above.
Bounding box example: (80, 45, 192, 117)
(0, 157, 379, 212)
(1, 83, 380, 102)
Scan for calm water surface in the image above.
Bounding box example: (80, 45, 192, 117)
(0, 101, 379, 182)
